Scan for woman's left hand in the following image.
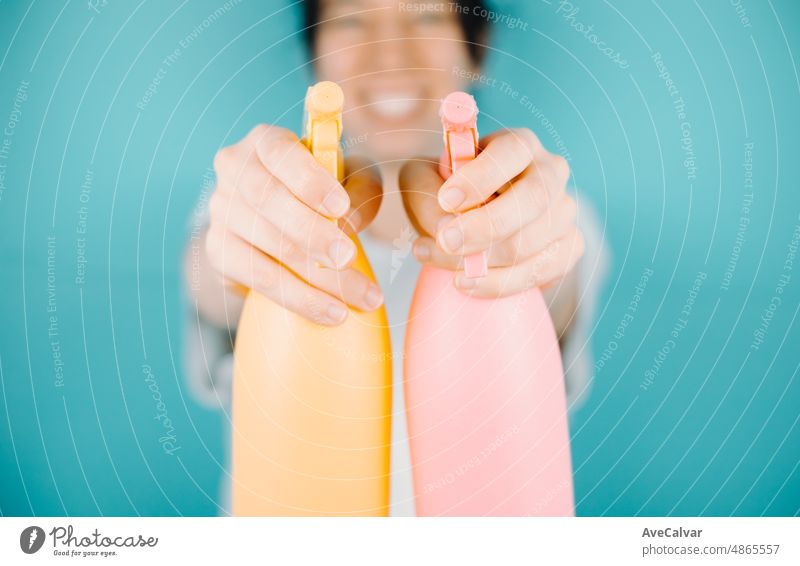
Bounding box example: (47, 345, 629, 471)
(399, 128, 584, 298)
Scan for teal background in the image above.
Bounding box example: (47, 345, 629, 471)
(0, 0, 798, 516)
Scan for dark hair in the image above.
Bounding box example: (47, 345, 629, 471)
(301, 0, 490, 64)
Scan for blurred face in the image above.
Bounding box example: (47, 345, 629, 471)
(314, 0, 478, 162)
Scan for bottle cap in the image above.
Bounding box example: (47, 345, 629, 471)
(440, 91, 478, 130)
(307, 81, 344, 119)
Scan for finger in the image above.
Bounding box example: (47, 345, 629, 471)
(490, 195, 577, 266)
(222, 278, 249, 297)
(205, 228, 350, 326)
(214, 138, 383, 231)
(341, 157, 383, 235)
(412, 236, 463, 270)
(452, 228, 584, 298)
(210, 186, 382, 312)
(213, 141, 269, 198)
(399, 157, 448, 237)
(436, 164, 566, 255)
(415, 195, 576, 271)
(214, 177, 357, 270)
(438, 128, 541, 213)
(304, 261, 384, 313)
(418, 195, 577, 270)
(246, 125, 351, 218)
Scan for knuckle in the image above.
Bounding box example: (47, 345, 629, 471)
(299, 292, 318, 322)
(572, 228, 586, 258)
(293, 164, 319, 203)
(248, 123, 270, 141)
(249, 176, 277, 214)
(528, 181, 551, 214)
(287, 214, 310, 239)
(208, 191, 226, 220)
(285, 207, 311, 238)
(335, 269, 369, 302)
(486, 208, 512, 240)
(482, 157, 507, 189)
(284, 206, 323, 247)
(253, 259, 279, 293)
(204, 229, 224, 269)
(500, 234, 524, 265)
(262, 137, 292, 168)
(562, 195, 577, 221)
(534, 239, 558, 269)
(246, 215, 271, 251)
(273, 220, 296, 247)
(351, 271, 372, 299)
(213, 146, 234, 175)
(252, 124, 297, 146)
(303, 292, 331, 324)
(279, 239, 303, 267)
(514, 128, 541, 158)
(547, 234, 564, 257)
(552, 154, 570, 182)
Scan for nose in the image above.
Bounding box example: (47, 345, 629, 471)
(367, 19, 419, 71)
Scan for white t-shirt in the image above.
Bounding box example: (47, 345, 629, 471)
(358, 228, 421, 516)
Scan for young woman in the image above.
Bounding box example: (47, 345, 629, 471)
(184, 0, 606, 516)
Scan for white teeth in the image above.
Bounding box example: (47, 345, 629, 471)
(369, 93, 419, 118)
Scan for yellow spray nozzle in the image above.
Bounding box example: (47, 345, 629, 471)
(307, 80, 344, 120)
(303, 81, 344, 184)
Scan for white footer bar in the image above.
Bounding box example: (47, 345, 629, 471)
(1, 517, 797, 565)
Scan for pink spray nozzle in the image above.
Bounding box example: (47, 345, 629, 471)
(440, 91, 478, 130)
(439, 91, 488, 279)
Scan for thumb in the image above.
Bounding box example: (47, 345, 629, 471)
(398, 157, 449, 238)
(341, 156, 382, 236)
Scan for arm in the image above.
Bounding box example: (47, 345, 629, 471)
(542, 267, 579, 344)
(183, 223, 244, 329)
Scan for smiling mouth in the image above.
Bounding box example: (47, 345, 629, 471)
(362, 89, 427, 121)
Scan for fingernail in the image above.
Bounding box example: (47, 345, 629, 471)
(344, 208, 362, 232)
(441, 226, 464, 253)
(414, 241, 431, 261)
(323, 190, 349, 217)
(439, 187, 465, 211)
(456, 275, 477, 289)
(326, 303, 347, 323)
(328, 238, 355, 268)
(365, 285, 384, 310)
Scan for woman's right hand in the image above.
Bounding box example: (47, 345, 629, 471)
(206, 124, 384, 326)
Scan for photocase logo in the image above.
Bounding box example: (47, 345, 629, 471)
(390, 224, 414, 283)
(20, 526, 45, 554)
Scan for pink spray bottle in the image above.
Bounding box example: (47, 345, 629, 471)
(403, 92, 575, 516)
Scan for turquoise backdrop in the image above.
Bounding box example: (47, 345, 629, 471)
(1, 0, 798, 516)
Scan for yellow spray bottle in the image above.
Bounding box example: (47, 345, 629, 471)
(231, 81, 392, 516)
